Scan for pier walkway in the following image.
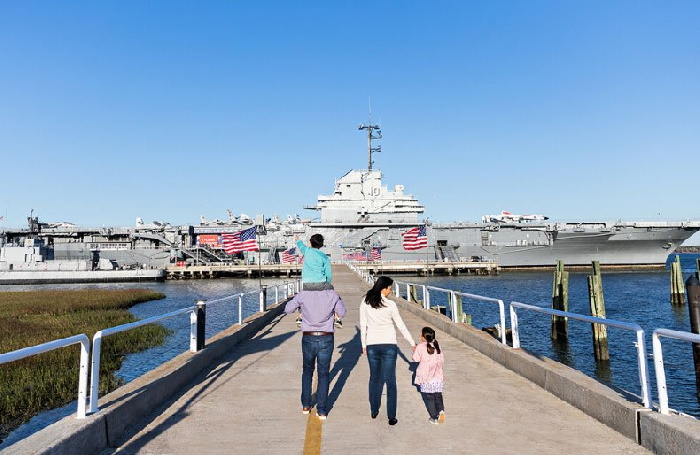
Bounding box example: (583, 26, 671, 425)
(103, 266, 647, 454)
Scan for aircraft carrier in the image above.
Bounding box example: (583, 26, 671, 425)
(1, 124, 699, 270)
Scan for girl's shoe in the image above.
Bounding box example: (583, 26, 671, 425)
(429, 418, 439, 425)
(438, 410, 445, 424)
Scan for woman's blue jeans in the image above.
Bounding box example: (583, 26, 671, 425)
(301, 334, 334, 415)
(366, 344, 398, 419)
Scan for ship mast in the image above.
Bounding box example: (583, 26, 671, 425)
(358, 121, 381, 170)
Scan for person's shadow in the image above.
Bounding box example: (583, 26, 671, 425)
(397, 348, 421, 392)
(326, 328, 362, 412)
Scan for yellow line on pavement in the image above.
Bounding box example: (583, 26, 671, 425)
(303, 372, 322, 454)
(303, 410, 323, 455)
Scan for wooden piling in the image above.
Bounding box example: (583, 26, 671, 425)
(670, 255, 686, 305)
(551, 260, 569, 340)
(448, 292, 470, 324)
(408, 284, 421, 305)
(588, 261, 609, 361)
(685, 274, 700, 396)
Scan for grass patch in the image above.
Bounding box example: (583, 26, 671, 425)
(0, 288, 169, 442)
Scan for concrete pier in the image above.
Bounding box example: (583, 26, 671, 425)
(7, 265, 700, 454)
(105, 267, 644, 454)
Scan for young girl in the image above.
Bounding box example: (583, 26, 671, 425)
(412, 326, 445, 424)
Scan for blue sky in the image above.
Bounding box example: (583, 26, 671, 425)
(1, 1, 699, 229)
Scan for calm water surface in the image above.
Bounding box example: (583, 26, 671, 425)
(3, 265, 700, 446)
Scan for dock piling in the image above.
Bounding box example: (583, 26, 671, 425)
(671, 255, 686, 305)
(551, 260, 569, 340)
(686, 275, 700, 396)
(588, 261, 609, 361)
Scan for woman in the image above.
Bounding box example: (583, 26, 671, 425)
(359, 276, 416, 425)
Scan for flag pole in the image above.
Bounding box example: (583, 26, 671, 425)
(256, 226, 262, 289)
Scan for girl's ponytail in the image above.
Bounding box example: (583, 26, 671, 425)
(421, 327, 441, 355)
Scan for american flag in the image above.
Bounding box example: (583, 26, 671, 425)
(402, 226, 428, 250)
(222, 226, 258, 254)
(370, 247, 382, 261)
(281, 247, 297, 264)
(342, 251, 367, 261)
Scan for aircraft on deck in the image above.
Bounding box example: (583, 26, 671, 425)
(482, 211, 549, 223)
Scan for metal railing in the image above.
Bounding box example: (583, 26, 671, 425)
(393, 280, 507, 344)
(90, 279, 300, 413)
(510, 301, 651, 408)
(89, 306, 198, 413)
(0, 334, 91, 419)
(652, 328, 700, 414)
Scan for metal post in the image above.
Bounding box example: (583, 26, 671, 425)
(260, 286, 267, 312)
(652, 332, 669, 414)
(238, 295, 243, 325)
(510, 305, 521, 349)
(686, 274, 700, 395)
(422, 285, 429, 309)
(195, 300, 206, 351)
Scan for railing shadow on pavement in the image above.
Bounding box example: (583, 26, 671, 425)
(100, 314, 296, 454)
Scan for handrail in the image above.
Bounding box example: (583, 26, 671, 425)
(652, 328, 700, 414)
(510, 301, 651, 409)
(89, 306, 197, 413)
(0, 334, 91, 419)
(393, 280, 507, 344)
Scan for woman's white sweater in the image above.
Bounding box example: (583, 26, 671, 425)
(359, 296, 416, 349)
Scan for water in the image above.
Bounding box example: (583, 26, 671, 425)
(401, 263, 700, 418)
(4, 262, 700, 445)
(0, 277, 291, 448)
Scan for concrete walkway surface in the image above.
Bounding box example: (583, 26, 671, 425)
(102, 266, 648, 454)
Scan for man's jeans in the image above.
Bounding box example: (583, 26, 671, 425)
(301, 334, 334, 415)
(366, 344, 398, 419)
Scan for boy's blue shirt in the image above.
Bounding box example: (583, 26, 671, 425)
(297, 240, 332, 284)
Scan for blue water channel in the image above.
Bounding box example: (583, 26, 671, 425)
(401, 264, 700, 418)
(3, 258, 700, 446)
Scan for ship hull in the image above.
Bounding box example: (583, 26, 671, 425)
(303, 223, 698, 268)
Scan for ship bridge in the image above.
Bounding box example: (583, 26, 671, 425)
(312, 169, 425, 224)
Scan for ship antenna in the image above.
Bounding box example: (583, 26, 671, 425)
(358, 99, 381, 170)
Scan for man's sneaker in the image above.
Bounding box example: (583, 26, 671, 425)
(429, 417, 439, 425)
(302, 407, 311, 415)
(296, 316, 302, 326)
(334, 317, 343, 329)
(438, 410, 445, 424)
(317, 414, 327, 421)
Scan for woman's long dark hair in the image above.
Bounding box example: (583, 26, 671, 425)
(364, 276, 394, 309)
(422, 326, 441, 355)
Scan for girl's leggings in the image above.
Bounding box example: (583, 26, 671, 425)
(422, 392, 444, 419)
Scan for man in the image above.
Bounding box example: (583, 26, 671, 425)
(285, 287, 346, 420)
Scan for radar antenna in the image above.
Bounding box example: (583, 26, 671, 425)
(358, 120, 381, 171)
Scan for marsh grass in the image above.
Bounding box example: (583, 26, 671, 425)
(0, 289, 169, 441)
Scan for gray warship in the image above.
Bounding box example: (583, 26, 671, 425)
(2, 123, 698, 270)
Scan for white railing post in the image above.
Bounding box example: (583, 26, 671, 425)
(636, 329, 652, 409)
(653, 331, 669, 414)
(510, 305, 521, 349)
(423, 285, 429, 310)
(238, 295, 243, 325)
(89, 333, 103, 414)
(497, 300, 507, 345)
(76, 337, 90, 418)
(190, 308, 198, 352)
(0, 334, 91, 419)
